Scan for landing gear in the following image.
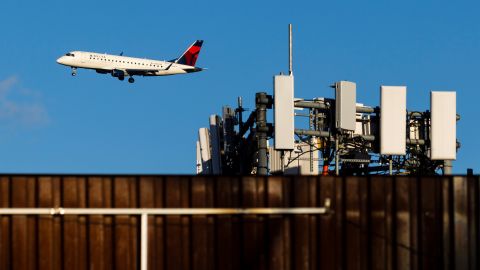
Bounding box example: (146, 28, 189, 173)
(128, 77, 135, 83)
(71, 67, 77, 76)
(118, 76, 125, 81)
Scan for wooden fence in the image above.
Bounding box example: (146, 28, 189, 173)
(0, 175, 478, 270)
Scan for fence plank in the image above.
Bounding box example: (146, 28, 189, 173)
(467, 176, 479, 270)
(153, 176, 165, 270)
(215, 177, 232, 270)
(345, 176, 361, 270)
(318, 176, 335, 270)
(192, 176, 209, 270)
(38, 177, 54, 270)
(308, 176, 318, 270)
(11, 177, 30, 270)
(453, 176, 469, 269)
(63, 177, 80, 270)
(0, 177, 11, 270)
(267, 176, 285, 270)
(113, 177, 134, 270)
(292, 177, 310, 270)
(88, 177, 107, 270)
(396, 177, 412, 270)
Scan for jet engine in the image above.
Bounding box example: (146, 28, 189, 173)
(111, 69, 125, 80)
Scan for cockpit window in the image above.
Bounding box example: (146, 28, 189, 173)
(66, 53, 75, 57)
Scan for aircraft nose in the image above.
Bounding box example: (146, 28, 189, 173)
(56, 56, 65, 64)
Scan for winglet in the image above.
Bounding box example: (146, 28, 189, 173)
(175, 40, 203, 67)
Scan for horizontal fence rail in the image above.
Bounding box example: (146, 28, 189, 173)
(0, 207, 330, 216)
(0, 175, 478, 270)
(0, 207, 330, 270)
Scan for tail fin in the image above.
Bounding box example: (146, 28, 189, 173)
(175, 40, 203, 66)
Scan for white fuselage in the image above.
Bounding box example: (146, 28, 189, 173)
(57, 51, 199, 76)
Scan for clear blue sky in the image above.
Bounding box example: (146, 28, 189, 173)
(0, 1, 478, 174)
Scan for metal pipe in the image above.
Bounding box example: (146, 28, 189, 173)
(294, 101, 375, 113)
(389, 158, 393, 176)
(406, 138, 426, 145)
(141, 213, 148, 270)
(409, 112, 460, 121)
(295, 129, 330, 138)
(335, 138, 340, 176)
(0, 207, 330, 215)
(295, 101, 328, 110)
(444, 160, 453, 175)
(256, 92, 268, 175)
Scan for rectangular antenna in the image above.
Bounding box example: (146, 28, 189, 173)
(274, 75, 294, 150)
(335, 81, 357, 131)
(380, 86, 407, 155)
(431, 91, 456, 160)
(196, 141, 203, 174)
(198, 128, 212, 174)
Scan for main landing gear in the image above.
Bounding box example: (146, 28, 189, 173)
(128, 77, 135, 83)
(71, 67, 77, 76)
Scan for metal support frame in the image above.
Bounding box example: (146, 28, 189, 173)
(295, 128, 427, 146)
(0, 206, 330, 269)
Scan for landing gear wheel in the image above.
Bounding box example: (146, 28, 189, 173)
(71, 68, 77, 76)
(119, 76, 125, 81)
(128, 77, 135, 83)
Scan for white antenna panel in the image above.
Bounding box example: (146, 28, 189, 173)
(198, 128, 212, 174)
(196, 141, 203, 174)
(274, 75, 294, 150)
(431, 91, 456, 160)
(335, 81, 357, 131)
(380, 86, 407, 155)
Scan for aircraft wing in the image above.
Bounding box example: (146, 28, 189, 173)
(125, 69, 159, 76)
(125, 63, 174, 76)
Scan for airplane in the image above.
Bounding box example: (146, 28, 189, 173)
(56, 40, 204, 83)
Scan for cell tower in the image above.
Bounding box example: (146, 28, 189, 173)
(196, 25, 460, 176)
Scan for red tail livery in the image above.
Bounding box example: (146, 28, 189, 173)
(175, 40, 203, 66)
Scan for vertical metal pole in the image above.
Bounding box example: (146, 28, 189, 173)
(335, 138, 339, 176)
(444, 160, 453, 175)
(256, 92, 268, 175)
(389, 158, 393, 176)
(237, 96, 243, 132)
(141, 213, 148, 270)
(289, 24, 293, 76)
(309, 108, 314, 173)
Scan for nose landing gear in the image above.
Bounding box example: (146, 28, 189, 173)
(71, 67, 77, 76)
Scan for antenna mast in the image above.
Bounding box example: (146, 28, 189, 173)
(289, 24, 293, 76)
